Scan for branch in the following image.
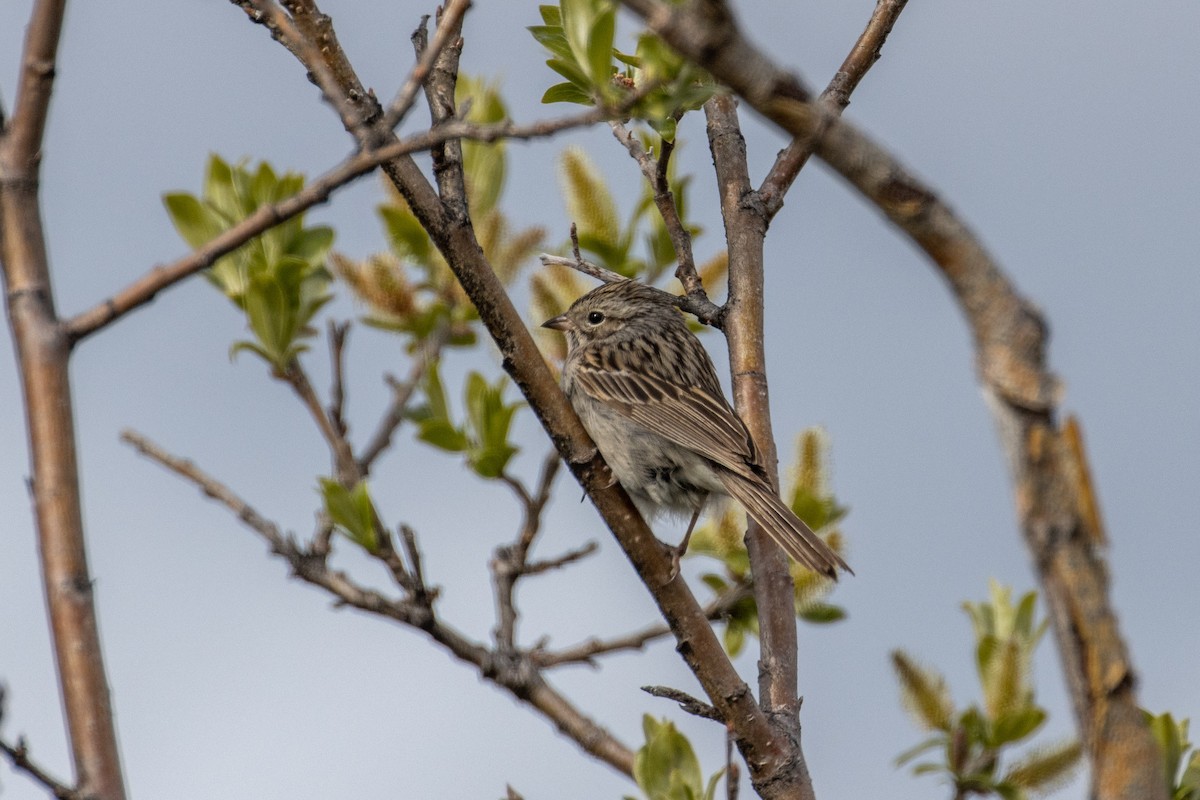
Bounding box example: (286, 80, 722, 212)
(533, 580, 751, 668)
(0, 3, 128, 798)
(704, 93, 802, 747)
(607, 120, 708, 305)
(282, 359, 358, 484)
(357, 325, 450, 473)
(120, 428, 636, 776)
(63, 106, 634, 343)
(3, 0, 66, 167)
(0, 691, 80, 800)
(641, 685, 722, 723)
(380, 0, 472, 131)
(327, 320, 349, 438)
(0, 739, 80, 800)
(759, 0, 908, 220)
(619, 1, 1166, 796)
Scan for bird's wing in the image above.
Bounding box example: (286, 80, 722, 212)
(572, 348, 762, 481)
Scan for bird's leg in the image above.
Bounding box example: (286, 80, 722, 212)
(668, 495, 708, 580)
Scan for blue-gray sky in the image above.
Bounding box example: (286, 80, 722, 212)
(2, 1, 1198, 798)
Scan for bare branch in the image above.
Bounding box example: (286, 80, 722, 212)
(523, 541, 599, 576)
(381, 0, 472, 131)
(63, 106, 630, 343)
(534, 580, 751, 668)
(0, 4, 127, 797)
(759, 0, 909, 220)
(3, 0, 66, 166)
(121, 427, 636, 776)
(705, 93, 802, 742)
(327, 320, 350, 438)
(641, 685, 723, 722)
(0, 691, 81, 800)
(607, 120, 709, 305)
(282, 360, 359, 484)
(357, 326, 449, 473)
(0, 738, 81, 800)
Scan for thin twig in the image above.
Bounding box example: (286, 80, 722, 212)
(0, 739, 81, 800)
(641, 685, 723, 722)
(64, 106, 638, 344)
(523, 541, 599, 576)
(0, 690, 81, 800)
(381, 0, 472, 131)
(282, 360, 359, 484)
(357, 325, 450, 472)
(237, 0, 370, 133)
(759, 0, 909, 220)
(607, 119, 709, 306)
(533, 581, 751, 668)
(327, 320, 350, 438)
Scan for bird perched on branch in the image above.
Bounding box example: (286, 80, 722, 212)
(542, 279, 851, 580)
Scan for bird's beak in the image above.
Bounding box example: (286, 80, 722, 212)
(541, 314, 572, 331)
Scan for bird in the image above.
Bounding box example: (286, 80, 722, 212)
(542, 279, 851, 580)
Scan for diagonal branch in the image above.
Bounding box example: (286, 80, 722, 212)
(618, 1, 1166, 796)
(120, 428, 636, 777)
(63, 106, 637, 344)
(758, 0, 908, 220)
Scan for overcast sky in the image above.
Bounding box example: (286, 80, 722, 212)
(3, 1, 1198, 798)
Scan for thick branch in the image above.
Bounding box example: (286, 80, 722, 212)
(619, 1, 1166, 796)
(705, 93, 812, 799)
(0, 3, 127, 798)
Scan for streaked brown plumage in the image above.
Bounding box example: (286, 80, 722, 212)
(542, 279, 851, 580)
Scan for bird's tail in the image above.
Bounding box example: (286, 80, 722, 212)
(718, 470, 853, 580)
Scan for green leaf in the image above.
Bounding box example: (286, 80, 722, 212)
(379, 204, 433, 265)
(585, 4, 616, 87)
(990, 707, 1046, 747)
(633, 716, 705, 800)
(319, 478, 379, 552)
(417, 418, 470, 453)
(528, 25, 574, 61)
(895, 734, 945, 767)
(541, 81, 593, 105)
(537, 4, 561, 25)
(162, 193, 224, 249)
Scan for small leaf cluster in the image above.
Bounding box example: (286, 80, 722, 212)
(407, 362, 521, 480)
(893, 582, 1082, 799)
(529, 1, 716, 140)
(334, 78, 544, 351)
(626, 716, 724, 800)
(688, 429, 848, 656)
(1146, 710, 1200, 800)
(319, 478, 379, 552)
(164, 155, 333, 373)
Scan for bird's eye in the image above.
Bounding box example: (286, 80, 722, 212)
(586, 311, 605, 325)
